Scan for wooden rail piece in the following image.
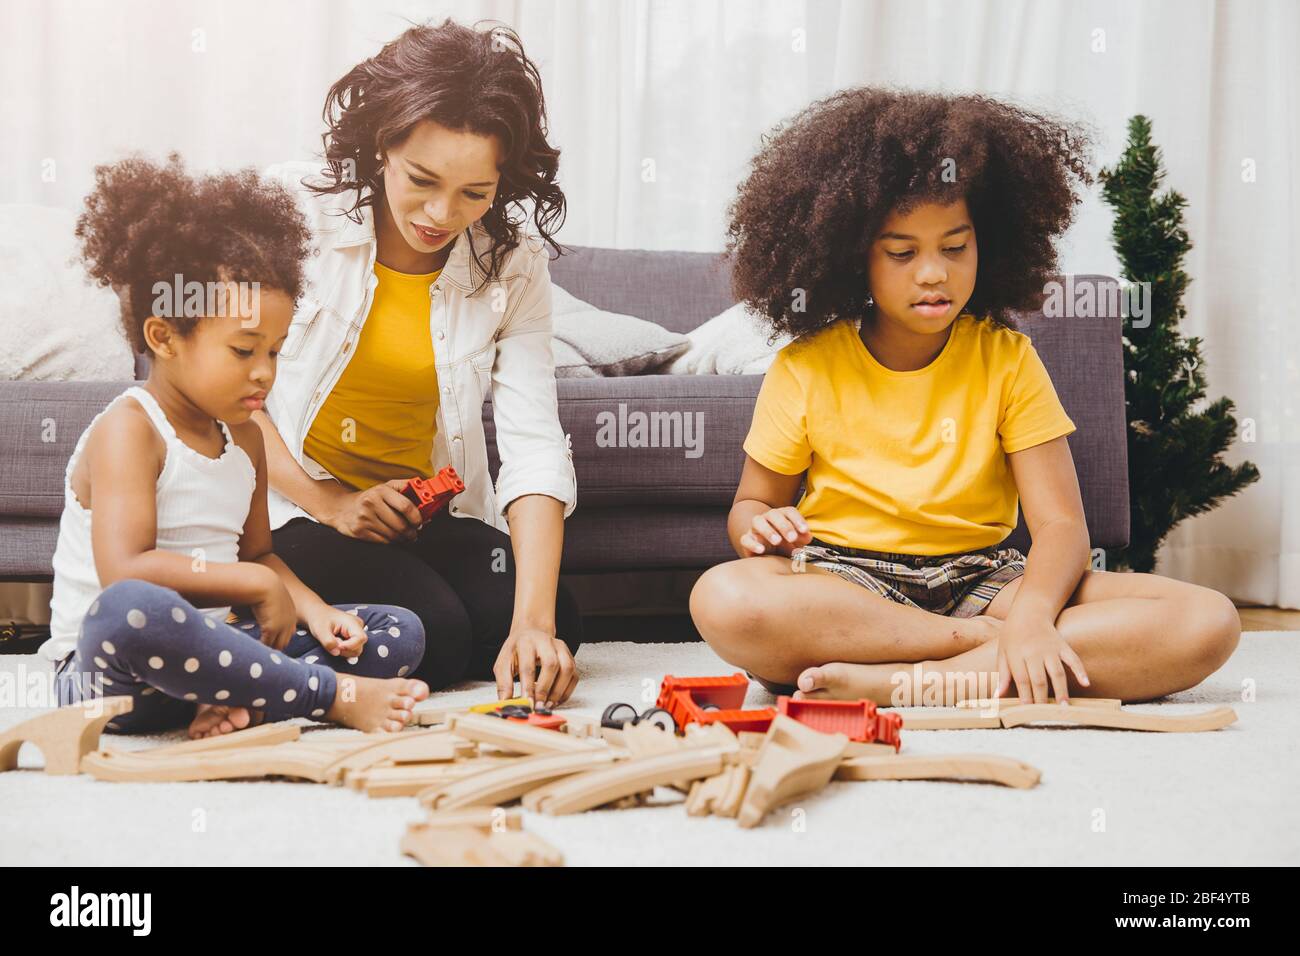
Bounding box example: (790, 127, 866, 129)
(447, 712, 602, 755)
(683, 721, 742, 753)
(81, 740, 340, 783)
(522, 748, 728, 815)
(321, 728, 476, 784)
(685, 764, 751, 818)
(736, 714, 850, 829)
(834, 753, 1041, 788)
(354, 760, 510, 798)
(613, 720, 681, 757)
(489, 830, 565, 867)
(401, 826, 495, 866)
(883, 707, 1004, 730)
(956, 697, 1122, 709)
(128, 721, 301, 757)
(998, 704, 1238, 732)
(412, 703, 470, 727)
(557, 711, 603, 739)
(401, 821, 564, 867)
(0, 697, 134, 775)
(845, 741, 901, 757)
(421, 807, 523, 831)
(419, 749, 621, 810)
(888, 701, 1237, 732)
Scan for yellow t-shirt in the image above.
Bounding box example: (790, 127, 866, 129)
(742, 315, 1076, 555)
(303, 262, 442, 491)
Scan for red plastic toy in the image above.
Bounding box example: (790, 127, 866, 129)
(656, 673, 777, 735)
(401, 466, 465, 523)
(777, 696, 902, 750)
(506, 713, 567, 731)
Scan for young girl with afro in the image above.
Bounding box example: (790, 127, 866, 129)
(690, 89, 1241, 706)
(41, 154, 430, 737)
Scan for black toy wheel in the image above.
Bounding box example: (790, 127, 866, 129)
(639, 707, 677, 733)
(601, 702, 639, 729)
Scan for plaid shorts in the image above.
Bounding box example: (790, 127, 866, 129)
(791, 538, 1026, 618)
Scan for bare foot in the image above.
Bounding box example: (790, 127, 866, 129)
(188, 703, 253, 739)
(797, 638, 1005, 706)
(794, 662, 901, 705)
(326, 675, 430, 733)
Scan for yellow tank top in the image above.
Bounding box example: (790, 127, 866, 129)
(303, 262, 441, 491)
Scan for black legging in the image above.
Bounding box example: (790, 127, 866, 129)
(271, 509, 583, 691)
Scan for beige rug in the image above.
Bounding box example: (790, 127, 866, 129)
(1, 634, 1296, 866)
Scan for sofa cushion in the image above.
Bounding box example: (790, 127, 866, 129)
(0, 205, 135, 382)
(549, 246, 734, 335)
(550, 284, 691, 377)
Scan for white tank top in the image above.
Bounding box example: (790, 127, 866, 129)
(41, 386, 257, 662)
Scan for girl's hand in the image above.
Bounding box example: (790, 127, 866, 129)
(741, 507, 812, 557)
(305, 605, 369, 658)
(995, 612, 1090, 704)
(250, 569, 296, 651)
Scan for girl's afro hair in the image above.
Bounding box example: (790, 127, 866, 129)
(75, 152, 313, 351)
(726, 88, 1093, 338)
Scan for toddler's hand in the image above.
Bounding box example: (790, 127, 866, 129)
(250, 576, 296, 652)
(306, 606, 369, 658)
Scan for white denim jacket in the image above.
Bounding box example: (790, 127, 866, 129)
(260, 161, 576, 533)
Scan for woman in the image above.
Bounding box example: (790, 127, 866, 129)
(256, 19, 581, 706)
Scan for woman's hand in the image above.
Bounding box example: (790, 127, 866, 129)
(995, 610, 1090, 704)
(493, 625, 578, 708)
(249, 566, 296, 652)
(740, 506, 812, 557)
(320, 478, 424, 544)
(304, 604, 369, 658)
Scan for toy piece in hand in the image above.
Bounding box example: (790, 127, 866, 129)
(401, 466, 465, 524)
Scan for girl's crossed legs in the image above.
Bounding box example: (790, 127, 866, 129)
(56, 579, 429, 734)
(690, 556, 1241, 704)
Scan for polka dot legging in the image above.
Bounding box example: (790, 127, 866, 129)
(54, 579, 425, 733)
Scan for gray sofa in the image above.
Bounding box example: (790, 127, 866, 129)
(0, 246, 1129, 585)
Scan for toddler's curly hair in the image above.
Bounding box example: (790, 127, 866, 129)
(726, 88, 1093, 337)
(75, 153, 313, 351)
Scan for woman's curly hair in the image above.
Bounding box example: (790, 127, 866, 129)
(75, 152, 312, 352)
(726, 88, 1093, 338)
(309, 18, 566, 289)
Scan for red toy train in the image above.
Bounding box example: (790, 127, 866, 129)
(651, 673, 902, 749)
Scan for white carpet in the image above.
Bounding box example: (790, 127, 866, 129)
(2, 634, 1297, 866)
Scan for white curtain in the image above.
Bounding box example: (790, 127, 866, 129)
(2, 0, 1295, 606)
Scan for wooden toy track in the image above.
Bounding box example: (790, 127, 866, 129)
(0, 691, 1241, 863)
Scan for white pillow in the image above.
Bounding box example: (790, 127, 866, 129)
(550, 283, 690, 377)
(665, 302, 792, 375)
(0, 205, 134, 381)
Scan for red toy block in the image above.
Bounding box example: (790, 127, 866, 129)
(401, 466, 465, 523)
(776, 696, 902, 750)
(655, 673, 776, 735)
(873, 710, 903, 750)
